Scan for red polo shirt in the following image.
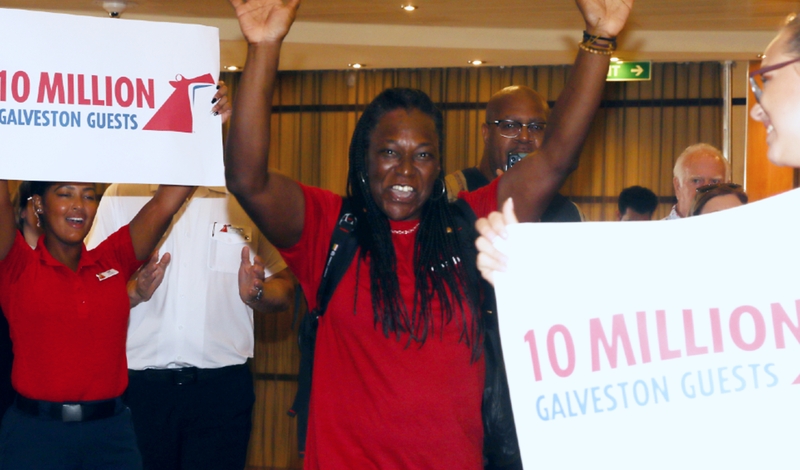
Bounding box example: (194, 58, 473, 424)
(0, 226, 143, 402)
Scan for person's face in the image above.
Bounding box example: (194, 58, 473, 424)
(367, 109, 441, 221)
(619, 208, 653, 221)
(699, 193, 744, 215)
(674, 152, 726, 216)
(33, 183, 98, 246)
(482, 93, 548, 175)
(750, 31, 800, 167)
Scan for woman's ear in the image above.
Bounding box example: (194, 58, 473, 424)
(32, 195, 43, 214)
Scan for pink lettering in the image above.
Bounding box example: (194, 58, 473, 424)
(683, 309, 708, 356)
(590, 315, 636, 371)
(729, 305, 766, 351)
(547, 325, 575, 378)
(656, 310, 681, 360)
(524, 329, 543, 382)
(771, 301, 800, 349)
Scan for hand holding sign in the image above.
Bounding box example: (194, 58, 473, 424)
(475, 198, 518, 287)
(229, 0, 301, 45)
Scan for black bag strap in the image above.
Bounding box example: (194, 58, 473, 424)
(314, 198, 359, 318)
(461, 167, 491, 192)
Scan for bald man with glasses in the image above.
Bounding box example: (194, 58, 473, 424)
(445, 85, 584, 222)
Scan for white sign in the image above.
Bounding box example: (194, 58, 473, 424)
(0, 8, 222, 186)
(494, 189, 800, 469)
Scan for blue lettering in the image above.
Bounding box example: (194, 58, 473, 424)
(34, 109, 41, 126)
(23, 109, 34, 125)
(698, 370, 714, 397)
(652, 376, 669, 403)
(603, 384, 617, 411)
(565, 392, 578, 417)
(765, 363, 779, 387)
(718, 367, 730, 394)
(591, 386, 603, 414)
(7, 109, 17, 125)
(113, 113, 122, 129)
(0, 109, 5, 124)
(535, 395, 550, 421)
(69, 111, 80, 127)
(573, 389, 589, 415)
(129, 114, 137, 130)
(617, 382, 630, 408)
(749, 364, 760, 389)
(732, 365, 746, 391)
(633, 380, 649, 406)
(551, 394, 566, 419)
(681, 371, 696, 398)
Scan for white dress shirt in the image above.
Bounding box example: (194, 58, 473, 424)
(86, 184, 287, 370)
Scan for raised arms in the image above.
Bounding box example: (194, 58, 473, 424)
(225, 0, 305, 249)
(497, 0, 633, 222)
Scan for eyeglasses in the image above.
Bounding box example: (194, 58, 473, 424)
(696, 182, 742, 194)
(749, 56, 800, 103)
(489, 120, 547, 138)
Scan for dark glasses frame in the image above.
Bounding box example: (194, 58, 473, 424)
(749, 56, 800, 103)
(696, 182, 742, 194)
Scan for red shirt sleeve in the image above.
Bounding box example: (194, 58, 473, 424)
(458, 177, 500, 218)
(277, 184, 343, 312)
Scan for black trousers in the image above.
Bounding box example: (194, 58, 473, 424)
(124, 364, 255, 470)
(0, 402, 141, 469)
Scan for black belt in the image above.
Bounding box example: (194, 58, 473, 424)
(128, 363, 247, 386)
(15, 395, 123, 423)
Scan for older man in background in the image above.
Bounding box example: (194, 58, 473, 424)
(665, 143, 728, 220)
(445, 85, 584, 222)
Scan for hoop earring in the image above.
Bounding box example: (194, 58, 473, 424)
(429, 179, 446, 201)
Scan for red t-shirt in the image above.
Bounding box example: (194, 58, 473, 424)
(280, 180, 499, 470)
(0, 226, 143, 402)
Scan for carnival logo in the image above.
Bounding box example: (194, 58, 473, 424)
(143, 73, 215, 133)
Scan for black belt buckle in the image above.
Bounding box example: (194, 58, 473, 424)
(173, 368, 197, 386)
(62, 404, 83, 422)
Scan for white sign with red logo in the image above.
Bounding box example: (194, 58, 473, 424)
(494, 189, 800, 469)
(0, 8, 222, 185)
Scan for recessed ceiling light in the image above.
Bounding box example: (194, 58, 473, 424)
(225, 65, 239, 71)
(610, 57, 621, 63)
(468, 60, 484, 66)
(401, 4, 417, 11)
(757, 53, 765, 59)
(349, 63, 365, 69)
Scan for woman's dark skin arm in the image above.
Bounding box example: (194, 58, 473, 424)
(497, 0, 633, 223)
(225, 0, 304, 249)
(0, 181, 16, 261)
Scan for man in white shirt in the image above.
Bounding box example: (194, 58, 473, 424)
(87, 184, 294, 470)
(664, 143, 729, 220)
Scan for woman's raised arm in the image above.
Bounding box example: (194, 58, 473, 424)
(225, 0, 305, 249)
(497, 0, 633, 222)
(0, 181, 16, 261)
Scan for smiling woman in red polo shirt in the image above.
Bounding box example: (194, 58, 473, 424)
(0, 179, 192, 469)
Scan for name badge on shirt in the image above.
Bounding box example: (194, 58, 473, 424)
(96, 268, 119, 281)
(211, 223, 251, 243)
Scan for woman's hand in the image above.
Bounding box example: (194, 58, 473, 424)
(211, 81, 232, 124)
(576, 0, 633, 38)
(238, 246, 266, 305)
(475, 198, 519, 286)
(229, 0, 301, 45)
(128, 251, 170, 308)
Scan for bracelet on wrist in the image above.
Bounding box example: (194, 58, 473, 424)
(579, 41, 615, 55)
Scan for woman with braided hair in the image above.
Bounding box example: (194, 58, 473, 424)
(225, 0, 631, 467)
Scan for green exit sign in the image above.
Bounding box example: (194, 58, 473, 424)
(607, 61, 652, 81)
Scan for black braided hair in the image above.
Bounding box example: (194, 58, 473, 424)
(346, 88, 483, 360)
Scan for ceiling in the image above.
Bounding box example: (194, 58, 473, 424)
(2, 0, 798, 69)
